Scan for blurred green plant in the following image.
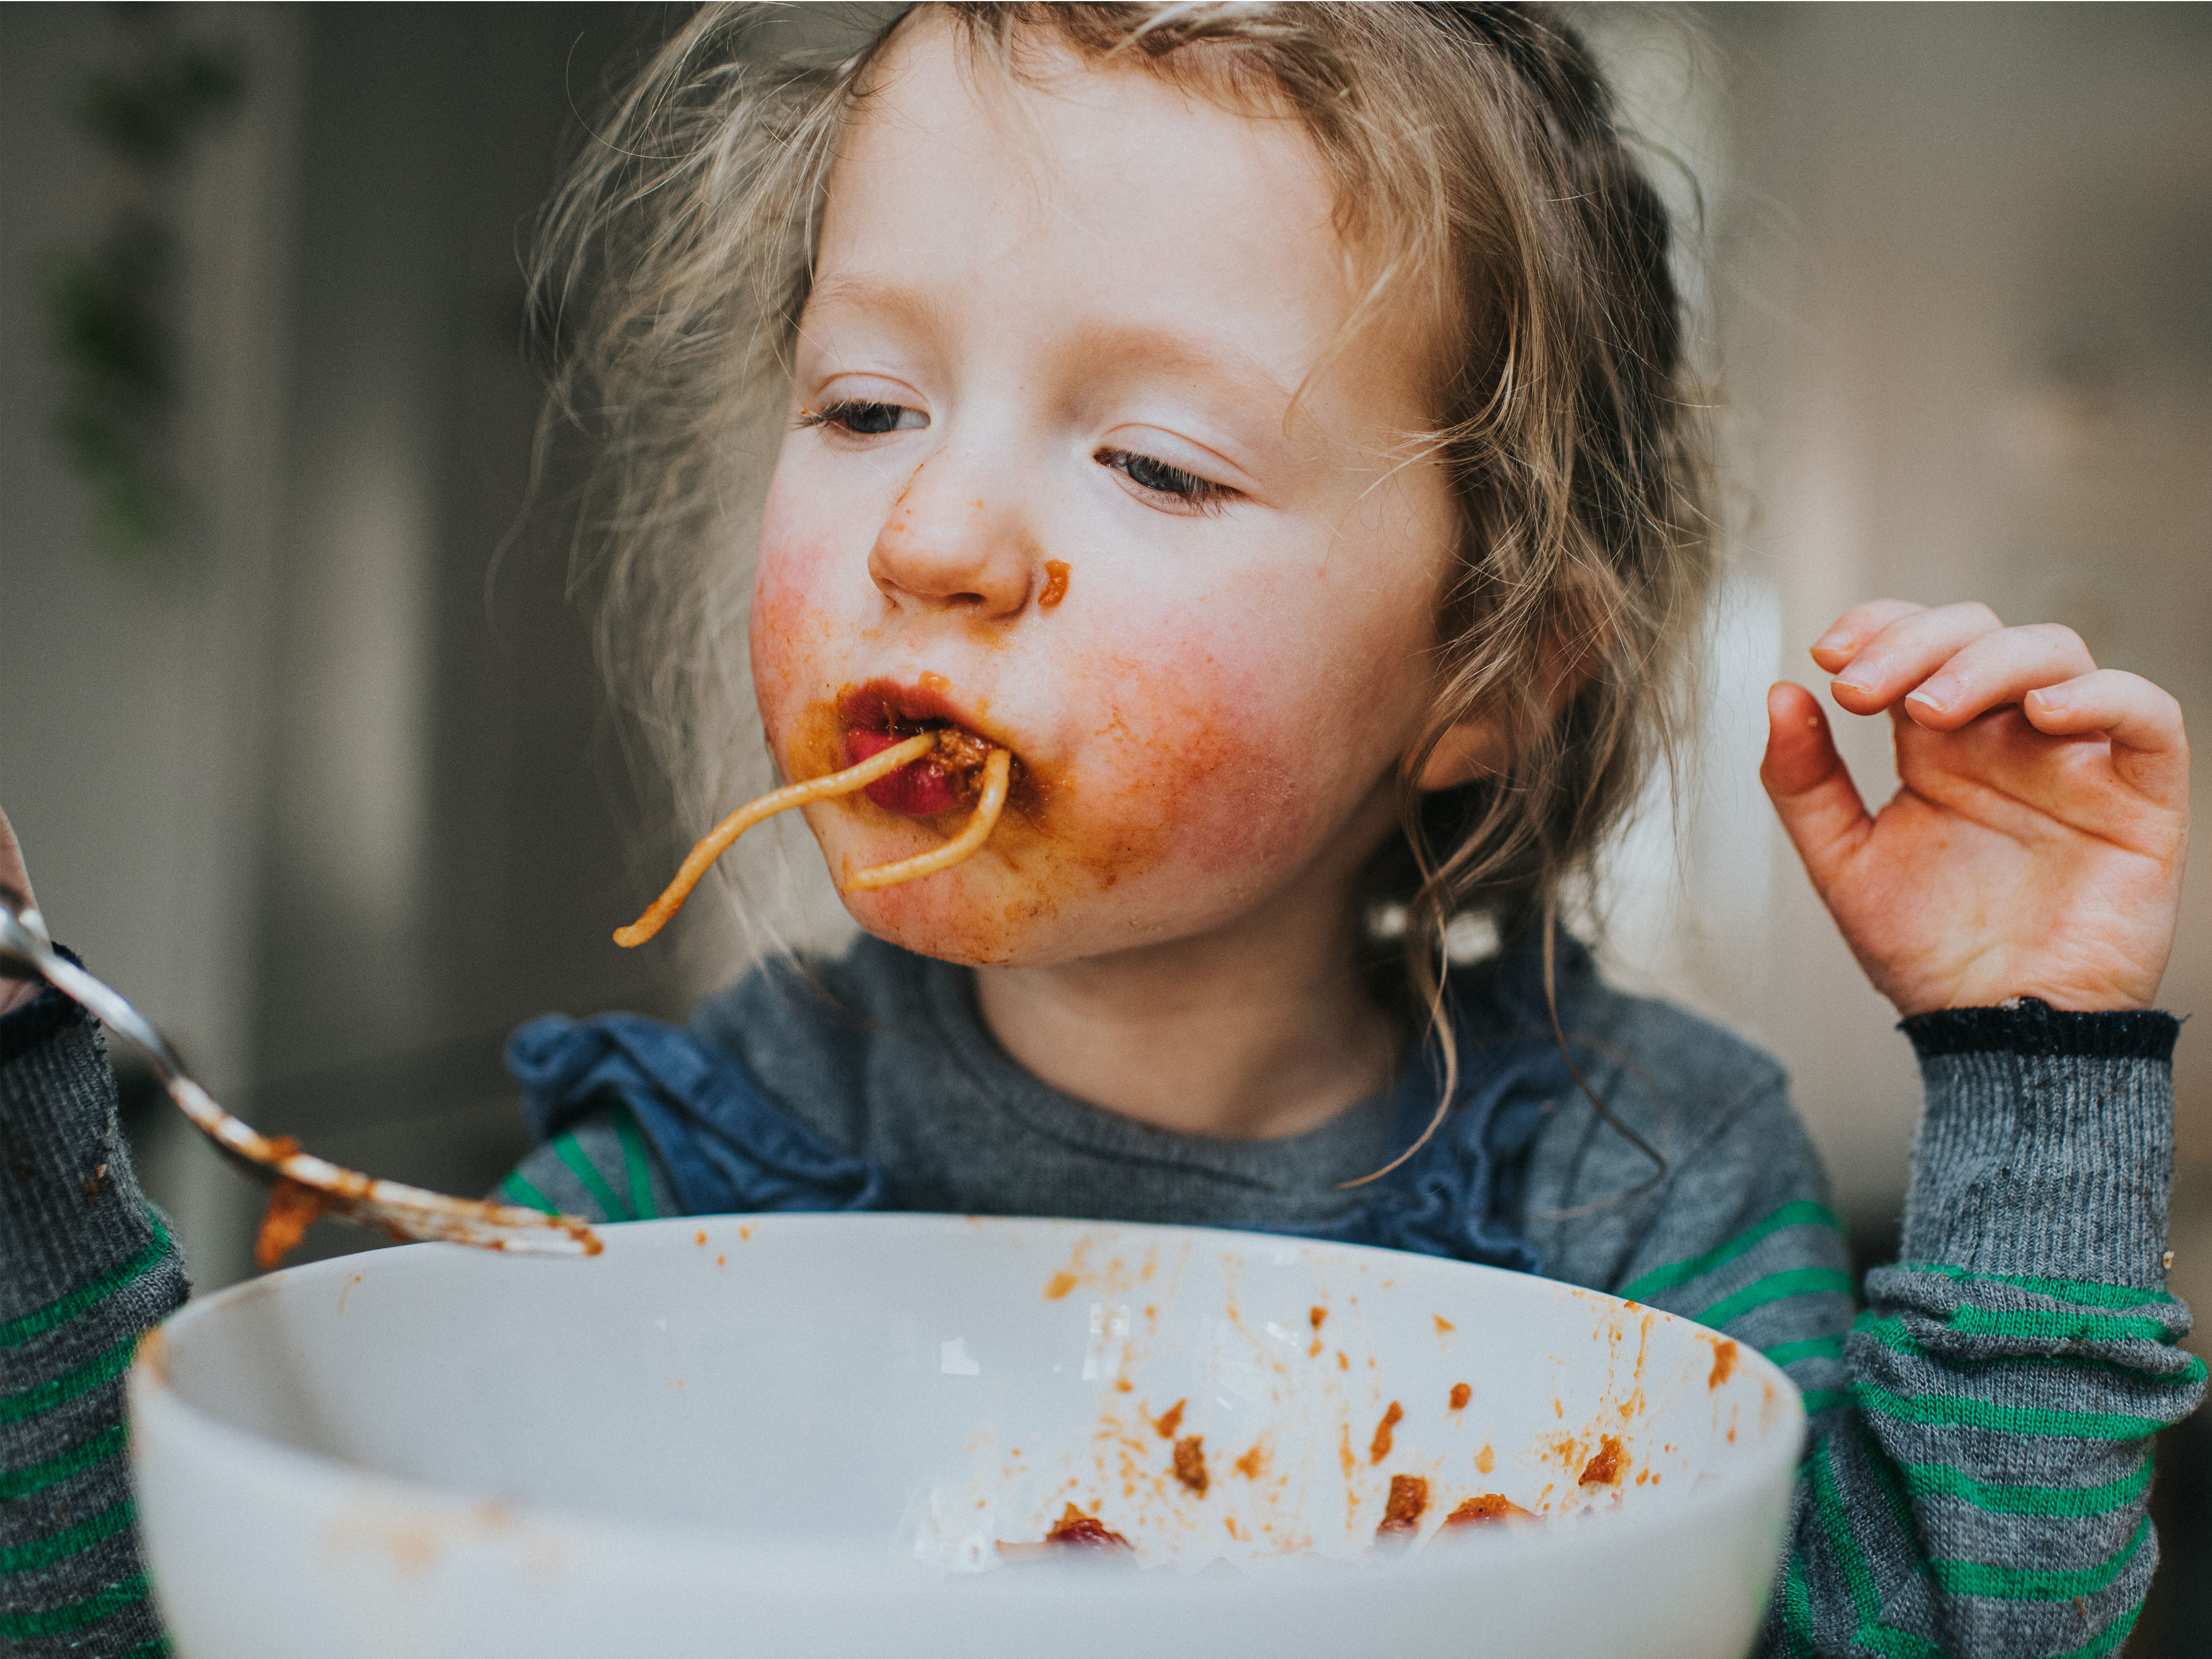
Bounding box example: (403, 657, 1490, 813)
(39, 7, 243, 559)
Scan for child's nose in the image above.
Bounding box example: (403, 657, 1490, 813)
(867, 447, 1038, 619)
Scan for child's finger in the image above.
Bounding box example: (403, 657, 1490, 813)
(1899, 622, 2097, 729)
(1825, 601, 2004, 715)
(1760, 681, 1872, 895)
(1808, 598, 1924, 674)
(2024, 669, 2191, 803)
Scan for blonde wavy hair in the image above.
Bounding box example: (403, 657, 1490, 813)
(531, 3, 1715, 1127)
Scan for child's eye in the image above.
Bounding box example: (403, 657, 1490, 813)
(1095, 447, 1233, 514)
(799, 400, 928, 437)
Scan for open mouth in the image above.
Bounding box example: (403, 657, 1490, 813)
(607, 679, 1018, 948)
(840, 681, 1006, 818)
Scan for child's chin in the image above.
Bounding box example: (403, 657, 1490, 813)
(842, 886, 1058, 969)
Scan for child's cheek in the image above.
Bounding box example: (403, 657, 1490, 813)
(749, 530, 855, 759)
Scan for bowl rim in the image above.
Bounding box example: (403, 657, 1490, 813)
(130, 1211, 1807, 1585)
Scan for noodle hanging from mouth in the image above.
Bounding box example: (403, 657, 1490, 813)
(613, 731, 1010, 946)
(843, 746, 1011, 893)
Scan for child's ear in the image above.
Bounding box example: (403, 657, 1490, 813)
(1413, 713, 1511, 791)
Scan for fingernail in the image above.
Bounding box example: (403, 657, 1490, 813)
(1812, 629, 1853, 654)
(1906, 687, 1947, 714)
(1830, 677, 1871, 696)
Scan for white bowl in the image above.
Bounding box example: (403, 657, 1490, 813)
(131, 1213, 1801, 1657)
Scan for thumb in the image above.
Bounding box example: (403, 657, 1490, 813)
(1760, 682, 1872, 898)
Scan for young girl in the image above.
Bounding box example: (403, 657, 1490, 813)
(2, 6, 2197, 1656)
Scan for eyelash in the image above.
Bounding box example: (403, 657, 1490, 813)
(799, 403, 1232, 514)
(796, 400, 927, 437)
(1094, 448, 1233, 514)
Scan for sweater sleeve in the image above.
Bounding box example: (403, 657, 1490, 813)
(1593, 1003, 2200, 1658)
(494, 1102, 681, 1224)
(1, 977, 189, 1657)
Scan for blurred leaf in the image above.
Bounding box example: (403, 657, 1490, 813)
(39, 15, 244, 560)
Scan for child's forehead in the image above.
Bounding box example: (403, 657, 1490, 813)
(840, 14, 1336, 228)
(813, 15, 1439, 412)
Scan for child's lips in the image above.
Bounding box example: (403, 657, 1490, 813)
(839, 680, 1006, 818)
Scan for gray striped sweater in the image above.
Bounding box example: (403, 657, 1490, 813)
(2, 939, 2200, 1655)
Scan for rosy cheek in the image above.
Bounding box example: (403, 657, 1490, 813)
(749, 535, 847, 749)
(1037, 622, 1326, 890)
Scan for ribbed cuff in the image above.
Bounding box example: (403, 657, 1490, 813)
(1900, 1003, 2176, 1290)
(1902, 998, 2178, 1063)
(0, 943, 92, 1066)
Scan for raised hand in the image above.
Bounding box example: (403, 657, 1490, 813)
(1760, 600, 2188, 1016)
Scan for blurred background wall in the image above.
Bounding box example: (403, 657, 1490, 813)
(3, 2, 2206, 1641)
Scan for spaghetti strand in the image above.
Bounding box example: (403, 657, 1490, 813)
(846, 746, 1012, 893)
(613, 731, 940, 946)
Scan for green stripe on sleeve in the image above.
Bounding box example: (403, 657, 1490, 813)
(1779, 1552, 1814, 1658)
(1897, 1454, 2153, 1518)
(1858, 1383, 2166, 1440)
(1931, 1514, 2151, 1601)
(1895, 1263, 2176, 1310)
(0, 1217, 172, 1349)
(612, 1106, 661, 1221)
(1766, 1335, 1845, 1369)
(0, 1423, 128, 1500)
(499, 1169, 560, 1215)
(0, 1497, 135, 1574)
(0, 1572, 151, 1639)
(0, 1335, 137, 1426)
(1619, 1200, 1845, 1302)
(1801, 1389, 1851, 1415)
(1696, 1267, 1854, 1331)
(550, 1132, 632, 1223)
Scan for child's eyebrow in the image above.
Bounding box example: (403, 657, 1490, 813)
(1060, 319, 1296, 419)
(802, 273, 955, 340)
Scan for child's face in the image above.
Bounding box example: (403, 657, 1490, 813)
(752, 19, 1460, 967)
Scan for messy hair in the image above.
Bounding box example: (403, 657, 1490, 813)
(532, 2, 1714, 1112)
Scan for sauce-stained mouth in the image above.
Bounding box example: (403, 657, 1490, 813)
(841, 679, 1010, 817)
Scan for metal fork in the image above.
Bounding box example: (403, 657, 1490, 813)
(1, 883, 600, 1262)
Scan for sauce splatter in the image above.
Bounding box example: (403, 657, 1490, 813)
(1045, 1504, 1130, 1550)
(1370, 1401, 1404, 1464)
(1153, 1399, 1187, 1439)
(1172, 1435, 1209, 1498)
(254, 1176, 334, 1269)
(1475, 1444, 1495, 1474)
(1038, 560, 1071, 609)
(1578, 1434, 1626, 1486)
(1708, 1339, 1738, 1390)
(1445, 1494, 1538, 1527)
(1310, 1306, 1328, 1332)
(1234, 1443, 1267, 1479)
(694, 1229, 708, 1246)
(1433, 1314, 1456, 1335)
(1044, 1272, 1080, 1301)
(1376, 1474, 1429, 1540)
(997, 1504, 1133, 1560)
(1449, 1383, 1472, 1412)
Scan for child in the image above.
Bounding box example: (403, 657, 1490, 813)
(2, 6, 2197, 1656)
